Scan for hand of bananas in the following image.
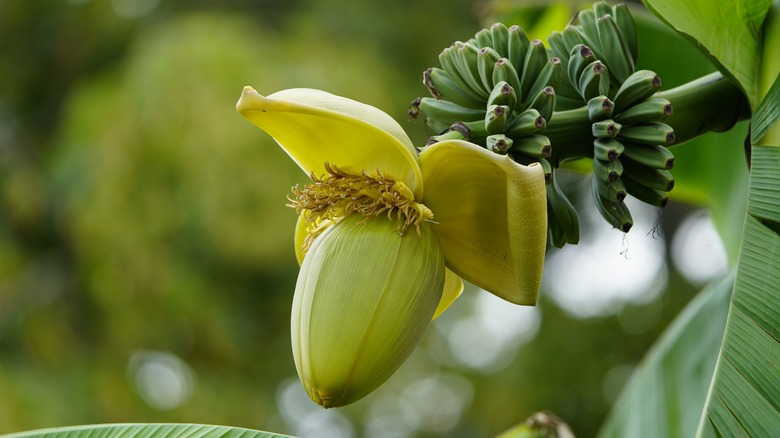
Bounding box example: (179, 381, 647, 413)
(410, 2, 681, 246)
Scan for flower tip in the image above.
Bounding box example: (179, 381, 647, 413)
(236, 86, 265, 114)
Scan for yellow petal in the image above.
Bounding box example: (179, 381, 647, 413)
(419, 140, 547, 305)
(237, 87, 423, 199)
(432, 269, 464, 320)
(291, 214, 444, 407)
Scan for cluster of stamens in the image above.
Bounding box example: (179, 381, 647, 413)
(288, 163, 434, 250)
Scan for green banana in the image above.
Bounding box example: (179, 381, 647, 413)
(414, 96, 485, 124)
(593, 1, 613, 19)
(612, 70, 662, 113)
(505, 108, 546, 137)
(475, 28, 493, 49)
(595, 174, 627, 203)
(577, 9, 599, 48)
(487, 81, 518, 109)
(587, 95, 614, 122)
(487, 134, 513, 154)
(621, 142, 675, 170)
(461, 119, 489, 144)
(618, 122, 675, 145)
(438, 45, 482, 100)
(492, 58, 524, 108)
(455, 41, 488, 97)
(478, 47, 502, 94)
(485, 104, 510, 134)
(593, 137, 625, 162)
(519, 39, 549, 102)
(621, 158, 675, 191)
(490, 23, 510, 56)
(512, 135, 552, 158)
(578, 60, 610, 101)
(507, 25, 531, 72)
(594, 156, 624, 183)
(596, 14, 634, 83)
(547, 31, 570, 66)
(528, 86, 556, 123)
(613, 97, 673, 125)
(424, 67, 484, 109)
(592, 120, 622, 138)
(592, 178, 633, 232)
(567, 44, 596, 91)
(546, 170, 580, 247)
(622, 173, 670, 207)
(561, 25, 585, 55)
(525, 57, 562, 107)
(425, 123, 470, 146)
(612, 3, 638, 64)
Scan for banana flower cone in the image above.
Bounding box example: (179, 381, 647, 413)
(237, 87, 547, 407)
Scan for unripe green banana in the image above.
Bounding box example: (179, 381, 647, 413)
(525, 57, 562, 107)
(612, 70, 662, 112)
(612, 3, 638, 63)
(593, 137, 625, 162)
(567, 44, 597, 91)
(486, 104, 510, 134)
(462, 119, 489, 144)
(596, 14, 634, 83)
(519, 39, 550, 102)
(578, 60, 610, 101)
(492, 58, 524, 107)
(621, 157, 675, 191)
(488, 81, 518, 109)
(548, 31, 570, 66)
(478, 47, 502, 93)
(621, 142, 675, 169)
(507, 25, 531, 72)
(613, 97, 673, 125)
(592, 179, 633, 232)
(475, 28, 493, 49)
(577, 9, 599, 47)
(425, 123, 470, 146)
(424, 67, 484, 109)
(593, 1, 613, 19)
(455, 42, 488, 97)
(592, 119, 622, 138)
(595, 174, 627, 203)
(487, 134, 513, 154)
(546, 170, 580, 247)
(561, 25, 586, 55)
(512, 135, 552, 158)
(414, 97, 485, 124)
(529, 86, 556, 122)
(594, 156, 624, 183)
(588, 95, 614, 121)
(490, 23, 510, 56)
(505, 108, 546, 137)
(618, 122, 675, 145)
(438, 45, 483, 100)
(622, 173, 670, 207)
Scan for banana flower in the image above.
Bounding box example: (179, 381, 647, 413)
(237, 87, 547, 407)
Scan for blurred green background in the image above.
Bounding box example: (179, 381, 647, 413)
(0, 0, 746, 437)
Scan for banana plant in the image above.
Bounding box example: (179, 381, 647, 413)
(1, 1, 777, 438)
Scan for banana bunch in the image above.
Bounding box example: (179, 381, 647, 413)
(410, 23, 582, 247)
(587, 70, 676, 231)
(548, 1, 637, 109)
(410, 23, 559, 161)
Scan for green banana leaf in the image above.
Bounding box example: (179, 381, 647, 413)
(599, 0, 780, 436)
(0, 424, 294, 438)
(641, 0, 772, 106)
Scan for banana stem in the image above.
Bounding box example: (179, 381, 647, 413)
(657, 72, 751, 144)
(543, 72, 750, 166)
